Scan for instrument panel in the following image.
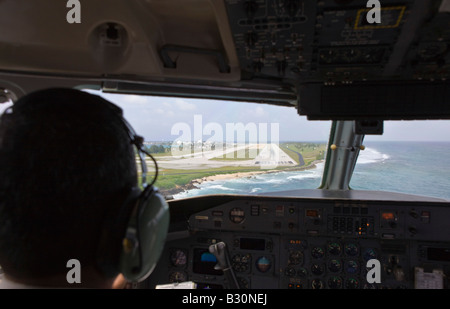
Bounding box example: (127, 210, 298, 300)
(145, 192, 450, 289)
(224, 0, 450, 83)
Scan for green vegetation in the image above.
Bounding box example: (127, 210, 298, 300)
(155, 170, 217, 190)
(279, 144, 301, 164)
(146, 144, 166, 154)
(153, 166, 268, 191)
(141, 142, 328, 194)
(280, 142, 327, 166)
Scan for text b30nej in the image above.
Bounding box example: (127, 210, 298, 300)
(182, 293, 268, 306)
(179, 259, 382, 305)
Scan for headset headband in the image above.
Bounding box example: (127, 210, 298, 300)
(96, 97, 159, 189)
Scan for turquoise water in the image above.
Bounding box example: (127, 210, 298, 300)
(351, 142, 450, 200)
(173, 142, 450, 201)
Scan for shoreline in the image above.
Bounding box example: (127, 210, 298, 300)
(160, 160, 324, 198)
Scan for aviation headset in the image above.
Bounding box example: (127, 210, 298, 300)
(1, 88, 170, 283)
(95, 95, 170, 283)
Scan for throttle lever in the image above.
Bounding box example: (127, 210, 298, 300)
(209, 242, 240, 289)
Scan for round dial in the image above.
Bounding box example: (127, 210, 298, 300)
(311, 246, 325, 259)
(345, 278, 359, 289)
(297, 267, 308, 278)
(169, 271, 187, 283)
(328, 259, 342, 273)
(237, 277, 249, 289)
(231, 253, 252, 272)
(344, 243, 359, 257)
(288, 250, 304, 266)
(170, 249, 187, 267)
(311, 279, 324, 289)
(255, 256, 272, 273)
(328, 276, 343, 289)
(229, 207, 245, 224)
(345, 260, 359, 274)
(285, 267, 297, 277)
(311, 263, 325, 276)
(327, 242, 342, 256)
(363, 248, 377, 261)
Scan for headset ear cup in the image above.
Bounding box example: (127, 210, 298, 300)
(119, 187, 169, 282)
(96, 187, 142, 278)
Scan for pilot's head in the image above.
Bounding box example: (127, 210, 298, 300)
(0, 88, 139, 288)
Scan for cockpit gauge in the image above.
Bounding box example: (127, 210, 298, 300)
(297, 267, 308, 278)
(328, 276, 343, 289)
(328, 259, 342, 273)
(363, 248, 377, 261)
(345, 278, 359, 289)
(231, 253, 252, 272)
(345, 260, 359, 274)
(285, 267, 297, 277)
(311, 279, 324, 289)
(311, 246, 325, 259)
(327, 242, 342, 256)
(229, 207, 245, 224)
(311, 263, 325, 276)
(255, 256, 272, 273)
(344, 243, 359, 257)
(237, 277, 250, 289)
(288, 250, 304, 266)
(168, 271, 187, 283)
(170, 249, 187, 267)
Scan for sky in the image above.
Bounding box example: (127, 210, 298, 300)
(1, 91, 450, 142)
(98, 92, 331, 142)
(97, 92, 450, 143)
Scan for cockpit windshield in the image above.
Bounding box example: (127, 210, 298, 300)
(352, 128, 450, 200)
(81, 91, 450, 201)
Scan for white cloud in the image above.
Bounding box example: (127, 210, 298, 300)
(121, 94, 148, 105)
(174, 98, 196, 111)
(92, 91, 450, 142)
(255, 106, 266, 117)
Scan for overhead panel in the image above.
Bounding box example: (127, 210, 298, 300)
(224, 0, 450, 120)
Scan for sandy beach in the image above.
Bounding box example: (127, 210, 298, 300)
(153, 142, 327, 198)
(161, 160, 324, 198)
(191, 170, 273, 184)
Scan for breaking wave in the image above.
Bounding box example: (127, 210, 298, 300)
(357, 147, 390, 165)
(173, 162, 325, 199)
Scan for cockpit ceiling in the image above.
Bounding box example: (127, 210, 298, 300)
(0, 0, 449, 119)
(0, 0, 240, 81)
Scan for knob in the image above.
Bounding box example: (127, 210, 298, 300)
(285, 267, 296, 277)
(408, 226, 417, 235)
(409, 210, 419, 219)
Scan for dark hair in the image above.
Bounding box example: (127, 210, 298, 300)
(0, 88, 138, 279)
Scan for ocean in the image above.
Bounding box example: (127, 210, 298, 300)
(173, 142, 450, 201)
